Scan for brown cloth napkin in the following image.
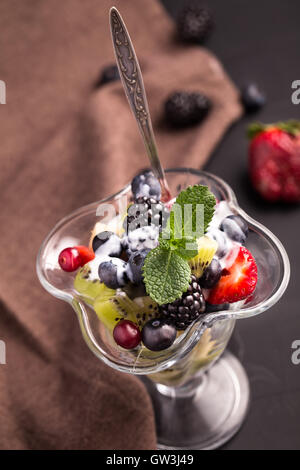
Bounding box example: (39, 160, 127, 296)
(0, 0, 242, 449)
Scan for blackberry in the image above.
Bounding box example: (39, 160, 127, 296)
(165, 91, 211, 128)
(159, 275, 206, 330)
(96, 64, 120, 87)
(123, 196, 169, 233)
(177, 3, 214, 43)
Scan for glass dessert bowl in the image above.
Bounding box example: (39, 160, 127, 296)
(37, 168, 290, 450)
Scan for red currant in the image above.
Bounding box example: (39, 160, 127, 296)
(58, 247, 82, 272)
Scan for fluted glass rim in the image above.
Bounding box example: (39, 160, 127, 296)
(36, 168, 290, 374)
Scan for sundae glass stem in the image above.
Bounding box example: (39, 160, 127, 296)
(109, 7, 171, 202)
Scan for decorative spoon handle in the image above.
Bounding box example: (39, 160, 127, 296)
(109, 7, 171, 202)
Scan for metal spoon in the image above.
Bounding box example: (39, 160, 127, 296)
(109, 7, 171, 202)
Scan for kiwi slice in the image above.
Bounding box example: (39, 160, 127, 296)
(74, 265, 115, 306)
(75, 263, 159, 332)
(189, 236, 218, 278)
(133, 296, 159, 329)
(94, 291, 137, 331)
(94, 293, 159, 332)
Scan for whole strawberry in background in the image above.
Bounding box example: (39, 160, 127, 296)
(248, 120, 300, 202)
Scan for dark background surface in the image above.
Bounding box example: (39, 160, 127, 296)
(161, 0, 300, 450)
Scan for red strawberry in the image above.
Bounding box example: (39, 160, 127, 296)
(207, 246, 257, 305)
(75, 245, 95, 266)
(248, 121, 300, 202)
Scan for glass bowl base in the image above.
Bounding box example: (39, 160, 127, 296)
(144, 351, 249, 450)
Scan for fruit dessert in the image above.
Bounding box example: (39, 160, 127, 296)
(58, 169, 258, 354)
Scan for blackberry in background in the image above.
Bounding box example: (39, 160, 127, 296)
(177, 3, 214, 43)
(165, 91, 211, 128)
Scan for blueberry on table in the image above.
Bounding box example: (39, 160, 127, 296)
(131, 169, 161, 201)
(96, 64, 120, 87)
(220, 215, 249, 244)
(142, 318, 177, 351)
(199, 258, 222, 289)
(241, 83, 266, 112)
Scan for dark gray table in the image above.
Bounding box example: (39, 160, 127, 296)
(161, 0, 300, 450)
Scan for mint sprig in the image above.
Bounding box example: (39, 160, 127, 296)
(143, 246, 191, 305)
(143, 184, 216, 305)
(174, 185, 216, 237)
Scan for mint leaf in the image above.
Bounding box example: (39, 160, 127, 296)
(161, 184, 216, 261)
(175, 185, 216, 238)
(143, 184, 216, 304)
(171, 236, 198, 260)
(143, 246, 191, 305)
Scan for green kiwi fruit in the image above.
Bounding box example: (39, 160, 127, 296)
(74, 265, 115, 305)
(189, 236, 218, 278)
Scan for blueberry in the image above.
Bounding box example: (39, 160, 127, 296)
(125, 226, 159, 256)
(199, 258, 222, 289)
(141, 318, 177, 351)
(205, 303, 230, 313)
(96, 64, 120, 87)
(92, 231, 122, 257)
(241, 83, 266, 113)
(128, 249, 150, 284)
(131, 169, 161, 201)
(220, 215, 249, 244)
(98, 258, 128, 289)
(207, 229, 229, 258)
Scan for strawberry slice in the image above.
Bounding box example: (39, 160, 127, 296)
(75, 245, 95, 266)
(207, 246, 257, 305)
